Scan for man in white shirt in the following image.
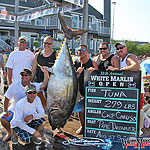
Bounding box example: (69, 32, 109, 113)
(0, 67, 48, 141)
(6, 36, 34, 85)
(11, 84, 45, 144)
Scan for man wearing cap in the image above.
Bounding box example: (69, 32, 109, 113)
(115, 42, 145, 135)
(115, 42, 140, 71)
(93, 42, 120, 71)
(6, 36, 34, 85)
(0, 67, 48, 141)
(11, 84, 45, 144)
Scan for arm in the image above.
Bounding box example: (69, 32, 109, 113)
(87, 61, 99, 73)
(13, 104, 36, 134)
(107, 55, 120, 71)
(31, 52, 39, 81)
(3, 97, 10, 118)
(39, 66, 49, 90)
(121, 55, 140, 71)
(1, 64, 4, 73)
(7, 67, 12, 86)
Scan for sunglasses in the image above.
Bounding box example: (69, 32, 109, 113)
(20, 40, 26, 44)
(44, 42, 52, 45)
(21, 74, 30, 77)
(78, 49, 87, 52)
(116, 46, 124, 50)
(27, 91, 37, 94)
(99, 48, 108, 50)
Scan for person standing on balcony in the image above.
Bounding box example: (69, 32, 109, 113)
(5, 36, 34, 86)
(93, 42, 120, 71)
(32, 36, 56, 108)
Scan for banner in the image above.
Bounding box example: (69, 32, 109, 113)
(0, 1, 84, 22)
(64, 0, 84, 7)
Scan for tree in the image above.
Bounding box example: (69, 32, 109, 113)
(33, 41, 40, 48)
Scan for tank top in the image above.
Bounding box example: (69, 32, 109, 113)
(74, 59, 93, 96)
(35, 50, 56, 82)
(120, 54, 131, 68)
(96, 54, 114, 70)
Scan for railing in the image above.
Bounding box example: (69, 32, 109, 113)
(72, 21, 110, 35)
(0, 39, 12, 50)
(35, 17, 57, 27)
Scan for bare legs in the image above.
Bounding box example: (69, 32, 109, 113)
(1, 118, 11, 141)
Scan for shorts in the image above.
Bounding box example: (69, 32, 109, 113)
(1, 110, 14, 122)
(73, 97, 84, 113)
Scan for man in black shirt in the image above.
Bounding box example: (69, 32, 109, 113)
(93, 42, 120, 71)
(73, 45, 98, 134)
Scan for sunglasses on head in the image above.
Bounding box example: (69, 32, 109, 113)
(99, 47, 108, 50)
(21, 74, 30, 77)
(116, 46, 124, 50)
(20, 40, 26, 44)
(78, 49, 87, 52)
(27, 91, 37, 94)
(44, 42, 52, 45)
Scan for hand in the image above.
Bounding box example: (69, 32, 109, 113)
(3, 111, 11, 118)
(33, 131, 41, 138)
(106, 66, 115, 71)
(77, 67, 84, 74)
(24, 114, 33, 122)
(87, 67, 95, 73)
(40, 66, 49, 73)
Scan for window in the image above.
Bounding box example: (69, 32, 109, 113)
(35, 18, 44, 26)
(0, 6, 6, 11)
(72, 15, 79, 28)
(19, 0, 27, 2)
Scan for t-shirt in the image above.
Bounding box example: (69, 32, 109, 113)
(0, 53, 4, 66)
(11, 96, 45, 134)
(6, 49, 34, 82)
(4, 81, 42, 112)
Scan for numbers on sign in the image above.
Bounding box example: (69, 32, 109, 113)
(104, 100, 122, 109)
(124, 104, 135, 110)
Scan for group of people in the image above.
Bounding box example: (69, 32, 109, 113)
(0, 35, 144, 145)
(1, 36, 53, 144)
(73, 41, 142, 135)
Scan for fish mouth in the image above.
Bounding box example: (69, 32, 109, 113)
(48, 108, 67, 130)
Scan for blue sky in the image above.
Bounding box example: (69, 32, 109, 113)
(89, 0, 150, 43)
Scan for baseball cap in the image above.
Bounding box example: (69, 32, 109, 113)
(115, 42, 126, 48)
(25, 84, 36, 93)
(20, 68, 32, 75)
(19, 36, 27, 42)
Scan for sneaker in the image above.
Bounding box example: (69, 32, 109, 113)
(32, 137, 42, 145)
(11, 129, 18, 144)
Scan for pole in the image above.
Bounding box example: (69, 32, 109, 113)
(112, 1, 116, 41)
(14, 0, 19, 48)
(81, 0, 88, 45)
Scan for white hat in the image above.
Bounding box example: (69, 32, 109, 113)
(19, 36, 27, 42)
(115, 42, 126, 47)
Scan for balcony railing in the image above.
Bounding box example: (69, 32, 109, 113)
(72, 21, 110, 35)
(35, 17, 57, 27)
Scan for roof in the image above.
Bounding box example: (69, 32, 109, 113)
(72, 4, 103, 20)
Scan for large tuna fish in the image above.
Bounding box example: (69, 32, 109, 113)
(47, 38, 78, 130)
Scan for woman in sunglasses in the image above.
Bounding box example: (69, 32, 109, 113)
(73, 44, 98, 135)
(93, 42, 120, 71)
(32, 36, 56, 108)
(32, 36, 56, 83)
